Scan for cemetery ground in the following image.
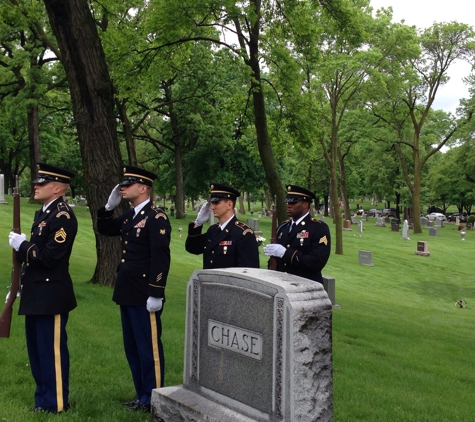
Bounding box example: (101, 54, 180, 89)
(0, 198, 473, 422)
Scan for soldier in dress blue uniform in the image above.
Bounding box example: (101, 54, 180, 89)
(263, 185, 331, 284)
(185, 183, 259, 269)
(97, 165, 171, 413)
(8, 162, 77, 413)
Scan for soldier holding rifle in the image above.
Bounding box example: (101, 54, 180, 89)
(263, 185, 331, 284)
(7, 163, 77, 413)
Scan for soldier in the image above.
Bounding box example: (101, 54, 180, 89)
(8, 162, 77, 413)
(185, 183, 259, 269)
(263, 185, 331, 284)
(97, 166, 171, 413)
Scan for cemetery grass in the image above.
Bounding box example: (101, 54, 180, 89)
(0, 200, 473, 421)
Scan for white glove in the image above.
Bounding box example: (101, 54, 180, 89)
(9, 232, 27, 251)
(263, 244, 286, 258)
(195, 202, 211, 226)
(146, 296, 163, 312)
(105, 184, 122, 210)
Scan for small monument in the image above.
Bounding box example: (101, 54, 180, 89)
(0, 174, 8, 204)
(435, 218, 443, 228)
(152, 269, 333, 422)
(357, 220, 363, 236)
(402, 220, 410, 240)
(391, 220, 400, 232)
(343, 220, 352, 231)
(358, 250, 374, 266)
(415, 241, 430, 256)
(375, 217, 386, 227)
(429, 227, 438, 237)
(351, 215, 357, 224)
(247, 218, 262, 235)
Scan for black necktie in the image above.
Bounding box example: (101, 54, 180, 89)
(289, 222, 295, 233)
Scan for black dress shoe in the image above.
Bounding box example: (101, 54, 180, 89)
(127, 401, 150, 413)
(122, 398, 140, 408)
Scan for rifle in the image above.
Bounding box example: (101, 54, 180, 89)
(0, 176, 21, 338)
(269, 196, 278, 271)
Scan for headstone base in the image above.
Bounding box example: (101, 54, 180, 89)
(415, 251, 430, 256)
(152, 386, 256, 422)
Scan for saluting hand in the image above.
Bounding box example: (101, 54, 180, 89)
(195, 202, 211, 226)
(105, 184, 122, 210)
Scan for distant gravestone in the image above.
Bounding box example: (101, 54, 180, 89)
(425, 219, 433, 228)
(455, 216, 460, 226)
(343, 220, 352, 231)
(429, 227, 438, 236)
(358, 250, 374, 266)
(247, 218, 262, 235)
(402, 220, 410, 240)
(0, 174, 8, 205)
(415, 241, 430, 256)
(351, 215, 357, 224)
(391, 224, 400, 232)
(375, 217, 386, 227)
(357, 220, 363, 234)
(435, 218, 443, 228)
(362, 213, 368, 221)
(152, 269, 333, 422)
(420, 217, 428, 226)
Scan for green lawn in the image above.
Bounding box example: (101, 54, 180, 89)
(0, 198, 473, 421)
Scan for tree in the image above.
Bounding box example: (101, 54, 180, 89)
(43, 0, 124, 286)
(371, 21, 475, 233)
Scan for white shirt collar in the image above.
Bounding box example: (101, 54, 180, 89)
(219, 214, 235, 230)
(291, 212, 309, 226)
(133, 199, 150, 218)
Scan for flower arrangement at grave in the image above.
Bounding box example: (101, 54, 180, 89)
(457, 225, 465, 231)
(256, 235, 266, 247)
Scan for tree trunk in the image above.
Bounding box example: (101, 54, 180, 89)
(116, 98, 137, 166)
(164, 83, 186, 220)
(236, 2, 286, 224)
(27, 104, 41, 202)
(43, 0, 124, 286)
(338, 150, 351, 221)
(330, 120, 342, 254)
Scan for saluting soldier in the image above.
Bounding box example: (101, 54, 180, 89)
(263, 185, 331, 284)
(186, 183, 259, 269)
(97, 165, 171, 413)
(8, 162, 77, 413)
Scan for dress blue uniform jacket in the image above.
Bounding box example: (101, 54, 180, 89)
(274, 214, 330, 283)
(97, 203, 171, 304)
(185, 216, 259, 269)
(18, 197, 77, 315)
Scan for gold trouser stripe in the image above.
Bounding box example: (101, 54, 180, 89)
(149, 313, 161, 387)
(54, 315, 64, 412)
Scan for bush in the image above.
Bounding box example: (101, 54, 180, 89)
(467, 215, 475, 224)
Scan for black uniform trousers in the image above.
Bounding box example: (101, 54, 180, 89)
(120, 305, 164, 406)
(25, 314, 70, 412)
